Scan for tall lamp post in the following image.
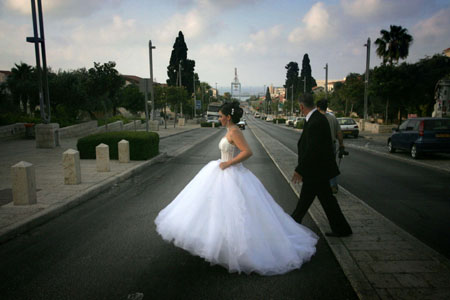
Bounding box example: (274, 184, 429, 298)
(26, 0, 50, 124)
(290, 85, 294, 116)
(364, 38, 371, 123)
(324, 63, 328, 100)
(149, 40, 156, 121)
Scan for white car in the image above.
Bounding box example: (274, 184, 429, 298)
(293, 117, 306, 128)
(337, 117, 359, 138)
(286, 117, 295, 126)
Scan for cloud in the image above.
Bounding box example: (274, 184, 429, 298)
(288, 2, 334, 44)
(411, 8, 450, 56)
(2, 0, 123, 18)
(341, 0, 427, 20)
(242, 25, 284, 55)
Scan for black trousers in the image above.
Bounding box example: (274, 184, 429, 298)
(292, 178, 352, 235)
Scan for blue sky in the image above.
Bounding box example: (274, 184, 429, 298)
(1, 0, 449, 91)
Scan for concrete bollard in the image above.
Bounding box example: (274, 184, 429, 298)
(118, 139, 130, 163)
(96, 143, 110, 172)
(11, 161, 37, 205)
(212, 122, 215, 128)
(63, 149, 81, 184)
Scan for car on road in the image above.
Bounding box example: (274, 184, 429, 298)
(387, 117, 450, 159)
(266, 115, 274, 122)
(238, 119, 246, 130)
(337, 117, 359, 138)
(254, 113, 260, 118)
(286, 117, 295, 126)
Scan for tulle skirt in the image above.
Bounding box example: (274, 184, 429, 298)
(154, 160, 318, 275)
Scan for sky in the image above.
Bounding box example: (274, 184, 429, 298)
(0, 0, 449, 92)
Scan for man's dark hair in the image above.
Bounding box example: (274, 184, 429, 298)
(299, 93, 314, 109)
(316, 98, 328, 111)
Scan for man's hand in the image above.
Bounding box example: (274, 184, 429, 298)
(291, 171, 303, 184)
(338, 146, 349, 159)
(219, 161, 231, 170)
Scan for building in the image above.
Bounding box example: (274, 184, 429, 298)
(443, 47, 450, 57)
(0, 70, 11, 85)
(316, 79, 345, 93)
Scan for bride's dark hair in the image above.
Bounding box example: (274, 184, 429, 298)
(219, 101, 243, 124)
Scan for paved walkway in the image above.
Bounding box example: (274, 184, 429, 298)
(250, 123, 450, 300)
(0, 124, 223, 243)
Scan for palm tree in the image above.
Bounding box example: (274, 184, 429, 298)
(6, 62, 35, 114)
(375, 25, 413, 65)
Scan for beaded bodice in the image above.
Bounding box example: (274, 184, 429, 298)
(219, 136, 239, 162)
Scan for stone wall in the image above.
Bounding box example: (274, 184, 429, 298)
(0, 123, 25, 138)
(59, 121, 98, 139)
(358, 120, 395, 133)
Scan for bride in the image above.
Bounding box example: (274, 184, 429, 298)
(155, 101, 318, 275)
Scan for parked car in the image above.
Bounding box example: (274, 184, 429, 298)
(387, 117, 450, 159)
(254, 113, 260, 118)
(266, 115, 274, 122)
(293, 117, 306, 128)
(337, 118, 359, 138)
(237, 120, 246, 130)
(286, 117, 295, 126)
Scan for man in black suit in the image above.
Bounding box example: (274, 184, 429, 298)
(291, 94, 352, 237)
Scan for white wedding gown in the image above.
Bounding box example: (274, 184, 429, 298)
(154, 135, 318, 275)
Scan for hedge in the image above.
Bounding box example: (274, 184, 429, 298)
(200, 122, 221, 127)
(272, 118, 286, 124)
(295, 120, 306, 129)
(77, 131, 159, 160)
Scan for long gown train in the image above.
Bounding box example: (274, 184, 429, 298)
(155, 136, 318, 275)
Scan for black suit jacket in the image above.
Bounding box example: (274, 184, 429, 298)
(295, 110, 340, 181)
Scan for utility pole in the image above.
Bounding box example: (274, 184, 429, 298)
(193, 74, 195, 118)
(149, 40, 156, 121)
(290, 85, 294, 116)
(178, 61, 183, 117)
(324, 63, 328, 100)
(364, 38, 371, 122)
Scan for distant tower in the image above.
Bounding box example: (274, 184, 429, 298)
(231, 68, 241, 101)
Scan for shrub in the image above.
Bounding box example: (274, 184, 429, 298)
(201, 122, 221, 127)
(77, 131, 159, 160)
(273, 118, 286, 124)
(295, 120, 306, 129)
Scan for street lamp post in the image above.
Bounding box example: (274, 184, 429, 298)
(324, 63, 328, 100)
(364, 38, 371, 123)
(26, 0, 50, 124)
(149, 40, 156, 121)
(290, 85, 294, 116)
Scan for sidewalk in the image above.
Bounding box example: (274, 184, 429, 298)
(0, 123, 221, 244)
(250, 123, 450, 300)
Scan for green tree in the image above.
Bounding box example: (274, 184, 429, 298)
(118, 84, 145, 115)
(167, 31, 196, 95)
(375, 25, 413, 65)
(47, 69, 90, 125)
(299, 54, 317, 94)
(86, 61, 125, 117)
(6, 62, 37, 114)
(265, 87, 272, 114)
(284, 61, 299, 101)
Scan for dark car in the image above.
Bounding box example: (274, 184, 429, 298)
(387, 117, 450, 159)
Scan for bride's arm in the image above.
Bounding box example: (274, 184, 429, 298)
(220, 128, 253, 170)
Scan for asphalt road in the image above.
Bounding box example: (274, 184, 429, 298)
(248, 115, 450, 258)
(0, 129, 356, 300)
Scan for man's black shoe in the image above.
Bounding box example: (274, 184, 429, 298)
(325, 232, 351, 237)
